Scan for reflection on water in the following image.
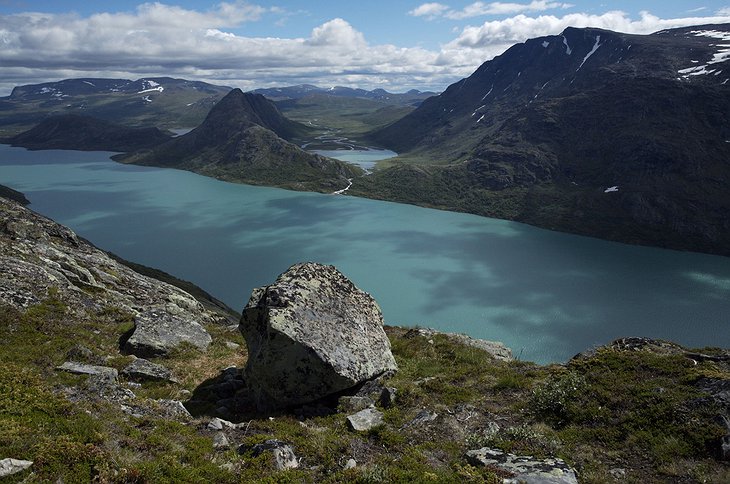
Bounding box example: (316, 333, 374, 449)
(2, 144, 730, 363)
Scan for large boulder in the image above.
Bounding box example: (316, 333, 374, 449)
(239, 262, 397, 410)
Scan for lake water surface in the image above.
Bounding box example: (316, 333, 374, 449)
(2, 144, 730, 363)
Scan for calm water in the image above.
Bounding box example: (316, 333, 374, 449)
(313, 148, 396, 171)
(2, 144, 730, 363)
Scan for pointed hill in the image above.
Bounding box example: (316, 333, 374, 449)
(356, 24, 730, 256)
(116, 89, 360, 192)
(7, 114, 172, 152)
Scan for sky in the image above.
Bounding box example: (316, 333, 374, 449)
(1, 1, 729, 95)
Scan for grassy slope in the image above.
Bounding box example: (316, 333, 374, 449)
(2, 292, 728, 483)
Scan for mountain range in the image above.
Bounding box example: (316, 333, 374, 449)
(252, 84, 436, 106)
(1, 24, 728, 256)
(356, 24, 730, 256)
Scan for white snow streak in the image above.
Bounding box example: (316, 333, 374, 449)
(577, 35, 601, 71)
(542, 41, 549, 48)
(604, 186, 619, 193)
(562, 35, 572, 55)
(481, 86, 493, 101)
(137, 86, 164, 94)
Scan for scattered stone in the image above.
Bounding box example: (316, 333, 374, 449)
(124, 308, 212, 357)
(240, 262, 397, 410)
(344, 458, 357, 469)
(609, 468, 627, 479)
(403, 409, 438, 429)
(339, 396, 375, 413)
(404, 328, 512, 361)
(121, 357, 178, 383)
(347, 408, 385, 432)
(155, 399, 193, 420)
(212, 432, 230, 450)
(466, 447, 578, 484)
(225, 341, 240, 349)
(0, 458, 33, 478)
(242, 440, 299, 470)
(208, 417, 245, 431)
(56, 361, 118, 380)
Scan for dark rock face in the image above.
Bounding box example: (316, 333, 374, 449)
(239, 262, 397, 410)
(363, 24, 730, 256)
(8, 114, 171, 151)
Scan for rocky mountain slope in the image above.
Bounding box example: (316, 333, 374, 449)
(7, 114, 172, 151)
(360, 24, 730, 256)
(116, 89, 361, 192)
(0, 77, 231, 136)
(2, 193, 730, 482)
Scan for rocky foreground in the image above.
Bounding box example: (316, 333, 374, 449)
(2, 195, 730, 483)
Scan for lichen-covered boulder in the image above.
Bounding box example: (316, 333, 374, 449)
(239, 262, 397, 410)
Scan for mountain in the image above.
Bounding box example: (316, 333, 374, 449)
(358, 24, 730, 256)
(7, 114, 172, 151)
(116, 89, 361, 192)
(251, 84, 436, 106)
(0, 77, 231, 137)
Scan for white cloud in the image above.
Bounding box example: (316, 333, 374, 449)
(1, 3, 729, 95)
(409, 3, 450, 19)
(445, 1, 573, 20)
(717, 7, 730, 15)
(440, 10, 730, 65)
(0, 5, 458, 94)
(410, 1, 573, 20)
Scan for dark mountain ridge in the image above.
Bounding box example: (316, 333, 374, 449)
(7, 114, 172, 152)
(251, 84, 436, 106)
(357, 24, 730, 256)
(116, 89, 360, 192)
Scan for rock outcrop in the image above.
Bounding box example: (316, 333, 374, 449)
(466, 447, 579, 484)
(239, 262, 397, 410)
(0, 197, 219, 351)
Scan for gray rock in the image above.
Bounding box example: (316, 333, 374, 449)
(406, 328, 512, 361)
(56, 361, 118, 380)
(154, 399, 193, 420)
(212, 432, 230, 450)
(208, 417, 244, 430)
(344, 458, 357, 469)
(347, 408, 385, 432)
(124, 308, 212, 357)
(466, 447, 578, 484)
(240, 262, 397, 410)
(0, 458, 33, 477)
(122, 357, 177, 383)
(244, 440, 299, 470)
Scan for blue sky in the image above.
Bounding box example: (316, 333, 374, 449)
(1, 1, 729, 94)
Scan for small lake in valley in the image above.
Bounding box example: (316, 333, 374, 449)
(2, 143, 730, 363)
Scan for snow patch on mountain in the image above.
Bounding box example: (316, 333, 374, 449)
(138, 86, 164, 94)
(577, 36, 601, 72)
(562, 35, 572, 55)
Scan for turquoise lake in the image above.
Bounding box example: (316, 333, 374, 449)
(2, 143, 730, 363)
